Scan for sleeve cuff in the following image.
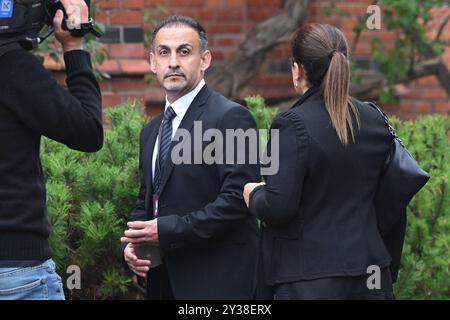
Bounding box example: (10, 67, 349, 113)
(249, 184, 265, 214)
(63, 50, 93, 72)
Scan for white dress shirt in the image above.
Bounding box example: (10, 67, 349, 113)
(151, 79, 206, 181)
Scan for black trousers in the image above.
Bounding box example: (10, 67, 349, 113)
(274, 267, 394, 300)
(146, 264, 174, 300)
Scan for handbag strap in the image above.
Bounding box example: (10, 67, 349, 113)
(365, 101, 400, 140)
(365, 101, 403, 169)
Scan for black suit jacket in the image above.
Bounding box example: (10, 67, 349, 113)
(250, 87, 394, 286)
(129, 85, 261, 299)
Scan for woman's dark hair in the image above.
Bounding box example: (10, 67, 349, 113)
(292, 23, 360, 145)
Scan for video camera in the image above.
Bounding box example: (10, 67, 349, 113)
(0, 0, 101, 51)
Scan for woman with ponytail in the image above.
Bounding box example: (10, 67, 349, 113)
(244, 24, 394, 299)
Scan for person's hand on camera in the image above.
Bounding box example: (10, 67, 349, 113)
(53, 0, 89, 52)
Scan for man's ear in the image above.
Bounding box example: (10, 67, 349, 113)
(149, 52, 157, 74)
(200, 50, 212, 73)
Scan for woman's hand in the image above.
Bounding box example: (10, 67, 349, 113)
(243, 182, 265, 208)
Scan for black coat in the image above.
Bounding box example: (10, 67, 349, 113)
(0, 49, 103, 261)
(249, 87, 393, 286)
(130, 85, 261, 299)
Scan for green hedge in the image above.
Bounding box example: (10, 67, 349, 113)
(42, 103, 145, 299)
(41, 101, 449, 299)
(390, 115, 450, 299)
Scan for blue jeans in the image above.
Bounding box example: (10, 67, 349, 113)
(0, 259, 65, 300)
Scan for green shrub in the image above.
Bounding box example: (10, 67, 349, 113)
(42, 100, 449, 299)
(390, 115, 450, 299)
(245, 95, 278, 131)
(42, 102, 146, 299)
(245, 95, 278, 149)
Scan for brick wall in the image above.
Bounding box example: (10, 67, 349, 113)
(45, 0, 449, 118)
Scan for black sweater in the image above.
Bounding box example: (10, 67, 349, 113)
(0, 49, 103, 260)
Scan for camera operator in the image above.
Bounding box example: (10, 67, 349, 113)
(0, 0, 103, 300)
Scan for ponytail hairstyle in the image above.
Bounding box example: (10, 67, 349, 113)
(292, 23, 360, 146)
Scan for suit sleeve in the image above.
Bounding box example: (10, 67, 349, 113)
(249, 111, 310, 226)
(121, 127, 149, 261)
(157, 105, 261, 251)
(4, 50, 103, 152)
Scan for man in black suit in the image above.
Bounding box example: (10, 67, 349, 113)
(120, 15, 261, 300)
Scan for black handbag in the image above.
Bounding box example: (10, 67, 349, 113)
(367, 102, 430, 282)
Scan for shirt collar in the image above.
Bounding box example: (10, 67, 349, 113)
(164, 79, 206, 120)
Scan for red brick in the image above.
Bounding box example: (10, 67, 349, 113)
(189, 0, 205, 7)
(252, 75, 292, 87)
(97, 60, 121, 74)
(398, 103, 413, 114)
(342, 17, 358, 31)
(169, 0, 187, 6)
(171, 9, 197, 19)
(207, 0, 225, 6)
(353, 43, 372, 56)
(110, 11, 144, 25)
(422, 88, 449, 100)
(248, 8, 277, 21)
(94, 11, 109, 24)
(111, 78, 148, 92)
(103, 94, 123, 107)
(415, 102, 433, 113)
(198, 9, 217, 21)
(228, 0, 244, 6)
(210, 51, 225, 60)
(144, 87, 166, 105)
(119, 59, 151, 75)
(247, 0, 278, 7)
(416, 76, 440, 86)
(207, 23, 242, 33)
(99, 80, 111, 92)
(110, 44, 146, 59)
(218, 10, 244, 21)
(216, 38, 234, 46)
(97, 0, 120, 9)
(123, 0, 145, 9)
(435, 102, 450, 113)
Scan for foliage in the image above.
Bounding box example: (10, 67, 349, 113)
(370, 0, 447, 103)
(390, 115, 450, 299)
(42, 101, 449, 299)
(324, 0, 449, 104)
(42, 103, 146, 299)
(245, 95, 279, 149)
(245, 95, 279, 131)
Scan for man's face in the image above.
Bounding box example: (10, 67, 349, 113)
(150, 25, 211, 103)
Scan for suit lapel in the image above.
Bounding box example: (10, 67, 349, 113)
(158, 85, 212, 196)
(142, 115, 163, 198)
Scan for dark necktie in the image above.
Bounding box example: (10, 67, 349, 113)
(153, 106, 176, 194)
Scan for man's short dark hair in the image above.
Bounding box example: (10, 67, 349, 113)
(152, 15, 208, 53)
